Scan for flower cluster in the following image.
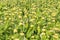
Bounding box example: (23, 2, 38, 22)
(0, 0, 60, 40)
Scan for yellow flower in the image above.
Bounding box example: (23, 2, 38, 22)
(18, 16, 22, 19)
(30, 25, 34, 28)
(4, 17, 7, 20)
(20, 32, 24, 36)
(31, 36, 34, 38)
(53, 34, 58, 38)
(31, 11, 36, 14)
(9, 17, 11, 20)
(53, 28, 60, 31)
(19, 22, 23, 25)
(14, 38, 19, 40)
(13, 29, 17, 33)
(11, 36, 14, 39)
(40, 32, 45, 37)
(0, 20, 2, 23)
(41, 17, 45, 19)
(52, 19, 55, 22)
(24, 15, 27, 18)
(51, 12, 57, 16)
(42, 29, 46, 32)
(48, 22, 51, 24)
(12, 7, 16, 10)
(30, 19, 35, 22)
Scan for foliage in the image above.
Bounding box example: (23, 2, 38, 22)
(0, 0, 60, 40)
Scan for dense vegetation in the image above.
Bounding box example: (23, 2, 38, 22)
(0, 0, 60, 40)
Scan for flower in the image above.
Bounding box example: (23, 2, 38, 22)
(30, 25, 34, 28)
(24, 15, 27, 18)
(14, 38, 19, 40)
(31, 36, 34, 38)
(13, 29, 17, 33)
(40, 32, 45, 37)
(41, 17, 45, 19)
(18, 16, 22, 19)
(53, 34, 58, 38)
(52, 19, 55, 22)
(48, 22, 51, 24)
(19, 22, 23, 25)
(30, 19, 35, 22)
(51, 12, 57, 16)
(20, 32, 24, 36)
(0, 20, 2, 23)
(53, 28, 60, 31)
(42, 29, 46, 32)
